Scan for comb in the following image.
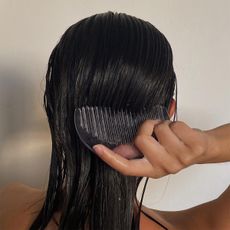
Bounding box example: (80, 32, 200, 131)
(74, 105, 169, 152)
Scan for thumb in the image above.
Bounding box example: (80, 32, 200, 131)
(112, 143, 143, 159)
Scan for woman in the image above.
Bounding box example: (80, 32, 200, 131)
(0, 11, 229, 230)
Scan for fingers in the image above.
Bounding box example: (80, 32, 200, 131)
(135, 120, 184, 154)
(169, 121, 208, 161)
(93, 144, 155, 177)
(136, 119, 162, 136)
(152, 121, 193, 165)
(92, 119, 207, 179)
(154, 121, 183, 149)
(133, 134, 183, 174)
(135, 120, 186, 164)
(112, 143, 142, 159)
(93, 141, 184, 178)
(134, 120, 204, 168)
(169, 121, 195, 143)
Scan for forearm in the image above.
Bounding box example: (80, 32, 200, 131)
(204, 123, 230, 163)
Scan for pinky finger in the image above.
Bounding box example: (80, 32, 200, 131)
(93, 144, 156, 177)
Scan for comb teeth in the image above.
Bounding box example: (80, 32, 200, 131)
(74, 105, 169, 151)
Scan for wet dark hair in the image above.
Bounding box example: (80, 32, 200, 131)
(29, 11, 177, 230)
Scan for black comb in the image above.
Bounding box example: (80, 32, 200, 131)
(74, 105, 169, 152)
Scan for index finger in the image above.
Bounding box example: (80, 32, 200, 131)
(136, 119, 162, 136)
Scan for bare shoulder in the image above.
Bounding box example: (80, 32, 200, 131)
(0, 182, 46, 230)
(0, 181, 45, 211)
(146, 185, 230, 230)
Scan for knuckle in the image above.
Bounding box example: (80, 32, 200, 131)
(148, 168, 162, 179)
(166, 163, 182, 174)
(178, 155, 191, 167)
(152, 174, 161, 179)
(134, 134, 146, 147)
(169, 121, 185, 130)
(176, 143, 202, 166)
(193, 144, 205, 155)
(138, 119, 155, 132)
(151, 172, 162, 179)
(154, 120, 171, 133)
(154, 122, 165, 133)
(142, 119, 154, 126)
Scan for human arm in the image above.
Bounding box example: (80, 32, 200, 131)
(202, 123, 230, 163)
(92, 121, 230, 229)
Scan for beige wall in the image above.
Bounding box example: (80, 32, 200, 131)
(0, 0, 229, 211)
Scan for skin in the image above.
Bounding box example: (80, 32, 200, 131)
(92, 99, 230, 228)
(93, 99, 230, 177)
(0, 182, 229, 230)
(0, 183, 175, 230)
(0, 99, 230, 229)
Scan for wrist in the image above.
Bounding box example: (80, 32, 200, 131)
(202, 128, 221, 163)
(194, 128, 220, 164)
(201, 124, 230, 163)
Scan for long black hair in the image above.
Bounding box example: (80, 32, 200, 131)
(29, 11, 177, 230)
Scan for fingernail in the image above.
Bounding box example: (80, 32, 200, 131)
(93, 145, 104, 155)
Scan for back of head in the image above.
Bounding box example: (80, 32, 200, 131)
(30, 11, 176, 230)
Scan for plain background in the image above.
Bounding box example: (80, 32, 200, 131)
(0, 0, 229, 211)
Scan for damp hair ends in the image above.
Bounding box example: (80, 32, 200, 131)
(29, 11, 177, 230)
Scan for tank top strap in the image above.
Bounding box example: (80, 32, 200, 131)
(141, 210, 168, 230)
(52, 216, 59, 226)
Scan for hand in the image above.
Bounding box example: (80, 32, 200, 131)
(93, 120, 217, 178)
